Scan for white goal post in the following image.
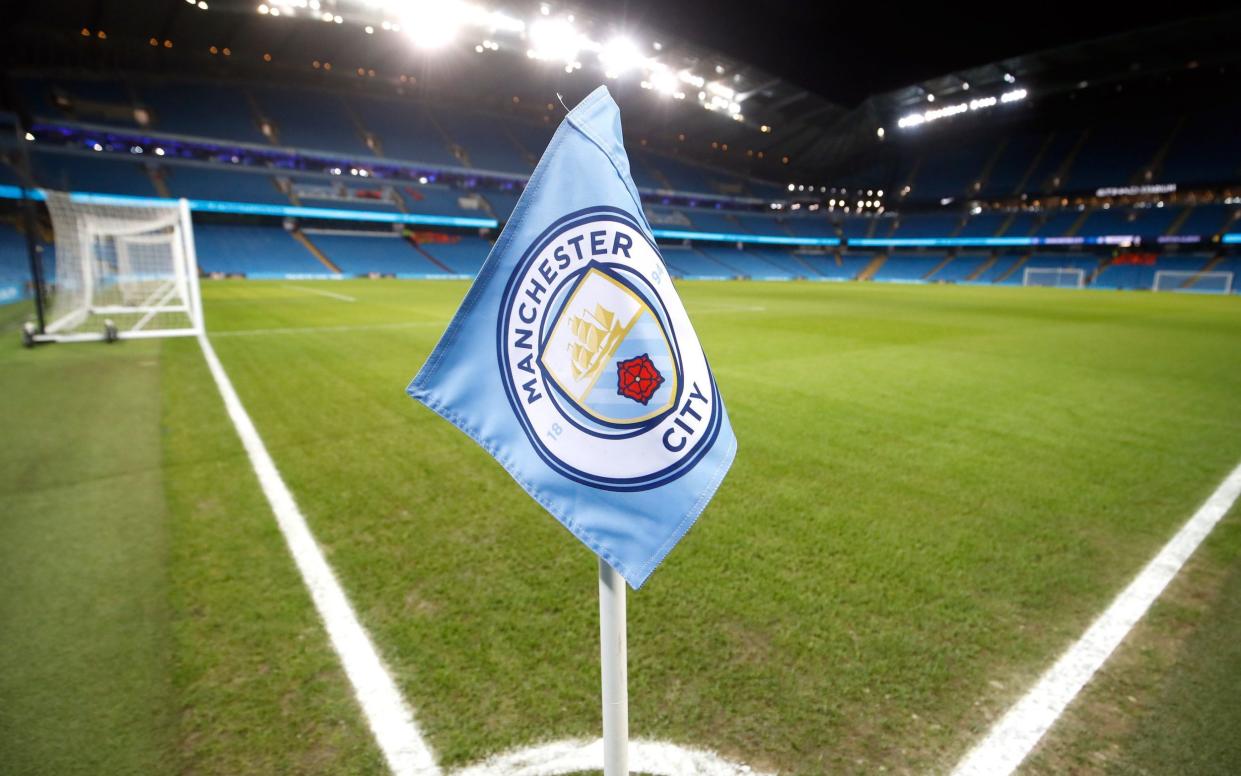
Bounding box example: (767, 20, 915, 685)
(37, 192, 203, 342)
(1023, 267, 1085, 288)
(1152, 270, 1234, 294)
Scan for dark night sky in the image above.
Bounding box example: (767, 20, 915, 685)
(578, 1, 1236, 105)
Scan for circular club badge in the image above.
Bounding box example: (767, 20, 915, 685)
(497, 207, 723, 491)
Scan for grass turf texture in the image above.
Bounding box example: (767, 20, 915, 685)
(0, 326, 382, 773)
(2, 278, 1239, 774)
(201, 279, 1241, 774)
(1023, 501, 1241, 775)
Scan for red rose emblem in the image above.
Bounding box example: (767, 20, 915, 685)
(616, 353, 664, 405)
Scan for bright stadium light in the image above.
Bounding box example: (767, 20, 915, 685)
(401, 0, 466, 50)
(528, 17, 581, 63)
(599, 36, 644, 78)
(647, 66, 679, 97)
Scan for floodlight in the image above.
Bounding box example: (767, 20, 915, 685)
(402, 1, 466, 50)
(599, 36, 643, 78)
(529, 18, 580, 64)
(648, 67, 678, 96)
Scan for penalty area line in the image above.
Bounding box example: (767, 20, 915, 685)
(196, 333, 440, 776)
(952, 459, 1241, 776)
(283, 284, 358, 302)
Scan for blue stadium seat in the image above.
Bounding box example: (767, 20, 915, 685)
(397, 185, 474, 217)
(0, 224, 33, 284)
(697, 246, 794, 279)
(684, 210, 744, 233)
(731, 214, 790, 237)
(747, 249, 808, 276)
(309, 232, 447, 277)
(1035, 211, 1083, 237)
(163, 164, 289, 204)
(195, 224, 330, 277)
(1160, 108, 1241, 186)
(1176, 205, 1233, 237)
(435, 111, 531, 174)
(658, 246, 734, 278)
(506, 121, 555, 160)
(872, 252, 945, 282)
(978, 132, 1046, 198)
(418, 237, 493, 275)
(1077, 208, 1140, 236)
(22, 76, 140, 126)
(981, 254, 1027, 283)
(810, 253, 872, 281)
(253, 87, 371, 156)
(957, 213, 1005, 238)
(482, 189, 522, 220)
(931, 253, 989, 282)
(1063, 120, 1173, 191)
(893, 213, 960, 238)
(909, 143, 993, 201)
(1023, 132, 1079, 193)
(1001, 212, 1040, 237)
(138, 80, 267, 144)
(838, 216, 876, 240)
(31, 151, 156, 195)
(351, 96, 459, 167)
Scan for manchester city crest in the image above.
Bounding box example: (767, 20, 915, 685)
(498, 207, 724, 491)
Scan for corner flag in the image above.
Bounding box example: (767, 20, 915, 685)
(407, 86, 736, 589)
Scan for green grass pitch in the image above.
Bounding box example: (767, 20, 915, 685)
(2, 279, 1240, 775)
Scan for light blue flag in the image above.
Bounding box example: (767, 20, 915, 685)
(407, 86, 736, 589)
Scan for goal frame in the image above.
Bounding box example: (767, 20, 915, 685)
(33, 196, 204, 344)
(1022, 266, 1085, 289)
(1151, 270, 1234, 295)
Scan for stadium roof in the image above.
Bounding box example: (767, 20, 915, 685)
(3, 1, 1240, 185)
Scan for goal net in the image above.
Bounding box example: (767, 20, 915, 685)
(1151, 270, 1234, 294)
(1023, 267, 1085, 288)
(40, 192, 203, 341)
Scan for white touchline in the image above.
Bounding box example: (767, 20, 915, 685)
(284, 284, 358, 302)
(197, 331, 765, 776)
(197, 333, 440, 776)
(952, 459, 1241, 776)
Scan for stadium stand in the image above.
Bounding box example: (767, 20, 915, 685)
(252, 86, 371, 157)
(977, 132, 1046, 198)
(1062, 119, 1175, 191)
(893, 213, 961, 238)
(807, 253, 871, 281)
(416, 237, 493, 275)
(308, 232, 447, 277)
(434, 111, 531, 174)
(872, 252, 946, 282)
(932, 252, 991, 283)
(658, 245, 734, 279)
(194, 224, 331, 278)
(138, 80, 268, 145)
(1159, 108, 1241, 185)
(350, 95, 459, 166)
(162, 164, 289, 204)
(31, 151, 156, 196)
(0, 223, 31, 284)
(481, 189, 522, 220)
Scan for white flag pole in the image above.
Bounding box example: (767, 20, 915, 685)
(598, 558, 629, 776)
